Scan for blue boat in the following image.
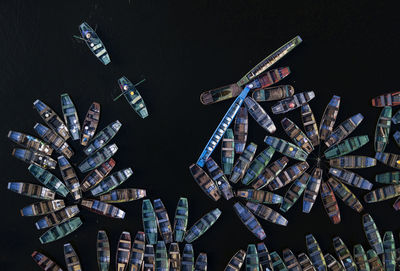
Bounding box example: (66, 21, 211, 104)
(79, 22, 110, 65)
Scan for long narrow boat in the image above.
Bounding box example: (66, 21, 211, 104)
(97, 230, 110, 271)
(244, 97, 276, 133)
(184, 208, 222, 243)
(325, 114, 364, 147)
(64, 243, 82, 271)
(205, 157, 234, 200)
(99, 188, 146, 203)
(39, 217, 82, 244)
(224, 249, 246, 271)
(298, 253, 317, 271)
(268, 162, 309, 190)
(301, 103, 319, 147)
(81, 199, 125, 219)
(324, 254, 344, 271)
(182, 244, 194, 271)
(117, 76, 149, 118)
(303, 168, 323, 213)
(34, 123, 74, 158)
(7, 182, 55, 200)
(8, 131, 53, 155)
(78, 143, 118, 173)
(324, 136, 369, 159)
(58, 155, 82, 201)
(156, 242, 172, 271)
(116, 231, 132, 271)
(393, 131, 400, 147)
(79, 22, 111, 65)
(154, 198, 173, 244)
(195, 253, 207, 271)
(320, 96, 340, 141)
(221, 128, 235, 175)
(366, 250, 384, 271)
(61, 94, 81, 140)
(189, 164, 221, 201)
(233, 202, 266, 240)
(143, 245, 155, 271)
(234, 107, 248, 154)
(393, 197, 400, 210)
(83, 120, 122, 155)
(320, 182, 341, 224)
(329, 156, 376, 169)
(142, 199, 158, 245)
(375, 152, 400, 169)
(332, 237, 357, 271)
(280, 172, 310, 212)
(327, 178, 363, 213)
(281, 118, 314, 153)
(264, 136, 308, 161)
(35, 205, 80, 230)
(374, 106, 391, 152)
(81, 102, 100, 146)
(329, 167, 373, 190)
(242, 147, 275, 185)
(230, 142, 258, 183)
(33, 99, 70, 140)
(257, 243, 272, 271)
(252, 157, 289, 190)
(371, 91, 400, 107)
(364, 184, 400, 203)
(28, 164, 69, 197)
(375, 171, 400, 184)
(245, 244, 259, 271)
(128, 231, 146, 271)
(81, 158, 115, 192)
(21, 200, 65, 217)
(362, 214, 384, 255)
(173, 197, 189, 242)
(353, 245, 369, 271)
(236, 189, 282, 204)
(271, 91, 315, 114)
(382, 231, 396, 271)
(270, 251, 288, 271)
(169, 243, 181, 271)
(282, 249, 302, 271)
(392, 109, 400, 124)
(90, 168, 133, 196)
(32, 251, 63, 271)
(305, 234, 327, 271)
(246, 202, 288, 226)
(253, 85, 294, 102)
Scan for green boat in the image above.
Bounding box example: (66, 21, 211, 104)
(230, 143, 258, 183)
(325, 114, 364, 147)
(242, 147, 275, 185)
(20, 200, 65, 216)
(268, 162, 309, 191)
(28, 164, 69, 197)
(264, 136, 308, 161)
(236, 189, 282, 204)
(155, 241, 169, 271)
(270, 251, 288, 271)
(374, 106, 391, 152)
(252, 85, 294, 102)
(7, 182, 55, 200)
(184, 208, 221, 243)
(58, 155, 82, 201)
(327, 178, 363, 213)
(324, 136, 369, 159)
(221, 128, 235, 175)
(142, 199, 158, 245)
(366, 250, 383, 271)
(60, 93, 81, 141)
(364, 184, 400, 203)
(332, 237, 357, 271)
(280, 173, 310, 212)
(252, 157, 289, 190)
(83, 120, 122, 155)
(78, 143, 118, 173)
(90, 168, 133, 196)
(182, 244, 195, 271)
(375, 172, 400, 184)
(173, 197, 189, 243)
(246, 202, 288, 226)
(382, 231, 396, 271)
(306, 234, 327, 271)
(362, 214, 384, 255)
(117, 76, 149, 118)
(245, 244, 259, 271)
(79, 22, 111, 65)
(353, 244, 370, 271)
(39, 217, 82, 244)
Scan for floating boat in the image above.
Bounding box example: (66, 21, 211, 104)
(244, 97, 276, 133)
(99, 188, 146, 203)
(143, 245, 155, 271)
(298, 253, 316, 271)
(329, 156, 376, 169)
(142, 199, 158, 245)
(7, 182, 55, 200)
(39, 217, 82, 244)
(268, 161, 309, 191)
(221, 128, 235, 175)
(282, 249, 301, 271)
(33, 99, 70, 140)
(329, 168, 372, 190)
(195, 253, 207, 271)
(393, 197, 400, 211)
(236, 189, 283, 204)
(12, 148, 56, 169)
(64, 243, 82, 271)
(234, 107, 248, 154)
(392, 109, 400, 124)
(305, 234, 326, 271)
(371, 91, 400, 107)
(230, 142, 258, 183)
(363, 184, 400, 203)
(375, 171, 400, 184)
(325, 114, 364, 147)
(246, 202, 288, 226)
(169, 243, 181, 271)
(300, 103, 319, 147)
(79, 22, 110, 65)
(270, 251, 288, 271)
(242, 147, 275, 185)
(81, 199, 125, 219)
(271, 91, 315, 114)
(281, 118, 314, 153)
(185, 208, 221, 243)
(319, 96, 340, 141)
(324, 254, 344, 271)
(58, 155, 82, 201)
(320, 182, 341, 224)
(362, 214, 384, 255)
(375, 152, 400, 170)
(205, 157, 234, 200)
(189, 164, 221, 201)
(182, 244, 194, 271)
(116, 231, 131, 271)
(173, 197, 189, 243)
(7, 131, 53, 155)
(303, 168, 323, 213)
(117, 76, 149, 119)
(332, 237, 357, 271)
(90, 168, 133, 196)
(257, 243, 272, 271)
(374, 106, 391, 152)
(252, 85, 294, 102)
(280, 172, 310, 212)
(353, 245, 369, 271)
(21, 199, 65, 217)
(153, 199, 173, 244)
(233, 202, 266, 240)
(245, 244, 259, 271)
(83, 120, 122, 155)
(28, 164, 69, 197)
(35, 205, 80, 230)
(128, 231, 146, 271)
(393, 131, 400, 147)
(34, 123, 74, 158)
(60, 94, 81, 140)
(383, 231, 396, 271)
(97, 230, 110, 271)
(81, 158, 115, 192)
(366, 250, 384, 271)
(264, 136, 308, 161)
(78, 143, 118, 173)
(252, 157, 289, 190)
(224, 249, 246, 271)
(32, 251, 63, 271)
(327, 178, 363, 213)
(324, 136, 369, 159)
(81, 102, 100, 146)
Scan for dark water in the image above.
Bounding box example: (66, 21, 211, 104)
(1, 0, 400, 270)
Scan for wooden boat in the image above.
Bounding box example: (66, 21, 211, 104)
(143, 245, 155, 271)
(64, 243, 82, 271)
(8, 131, 53, 155)
(230, 142, 258, 183)
(233, 202, 266, 240)
(242, 147, 275, 185)
(366, 250, 384, 271)
(116, 231, 131, 271)
(81, 102, 100, 146)
(224, 249, 246, 271)
(320, 182, 341, 224)
(324, 136, 369, 159)
(327, 178, 363, 213)
(205, 158, 234, 200)
(375, 106, 391, 152)
(244, 97, 276, 133)
(21, 199, 65, 217)
(7, 182, 55, 200)
(298, 253, 317, 271)
(362, 214, 384, 255)
(78, 143, 118, 173)
(32, 251, 63, 271)
(252, 85, 294, 102)
(364, 184, 400, 203)
(252, 157, 288, 190)
(320, 96, 340, 141)
(305, 234, 326, 271)
(329, 156, 376, 169)
(353, 245, 369, 271)
(81, 199, 125, 219)
(268, 162, 309, 191)
(393, 131, 400, 147)
(58, 155, 82, 201)
(90, 168, 133, 196)
(375, 152, 400, 170)
(332, 237, 356, 271)
(257, 243, 272, 271)
(375, 171, 400, 184)
(371, 91, 400, 107)
(189, 164, 221, 201)
(39, 217, 82, 244)
(264, 136, 308, 161)
(195, 253, 207, 271)
(29, 164, 69, 197)
(236, 189, 282, 204)
(169, 243, 181, 271)
(392, 109, 400, 124)
(173, 197, 189, 243)
(382, 231, 396, 271)
(97, 230, 110, 271)
(79, 22, 111, 65)
(324, 254, 344, 271)
(329, 167, 372, 190)
(393, 197, 400, 211)
(83, 120, 122, 155)
(234, 107, 248, 154)
(153, 199, 173, 244)
(245, 244, 259, 271)
(117, 76, 149, 118)
(282, 249, 301, 271)
(281, 172, 310, 212)
(271, 91, 315, 114)
(325, 114, 364, 147)
(81, 158, 115, 192)
(270, 251, 288, 271)
(221, 128, 235, 175)
(35, 205, 80, 230)
(142, 199, 158, 245)
(281, 117, 314, 153)
(128, 231, 145, 271)
(303, 168, 323, 213)
(182, 244, 194, 271)
(60, 94, 81, 140)
(301, 103, 319, 147)
(33, 99, 70, 140)
(246, 202, 288, 226)
(34, 123, 74, 158)
(184, 208, 221, 243)
(99, 188, 146, 203)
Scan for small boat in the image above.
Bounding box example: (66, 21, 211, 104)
(7, 131, 53, 155)
(234, 107, 248, 154)
(116, 231, 131, 271)
(364, 184, 400, 203)
(39, 217, 82, 244)
(182, 244, 194, 271)
(233, 202, 266, 240)
(375, 171, 400, 184)
(383, 231, 396, 271)
(117, 76, 149, 118)
(224, 249, 246, 271)
(245, 244, 259, 271)
(79, 22, 111, 65)
(301, 103, 319, 147)
(374, 106, 391, 152)
(332, 237, 356, 271)
(58, 155, 82, 201)
(35, 205, 80, 230)
(353, 245, 369, 271)
(280, 173, 310, 212)
(33, 99, 70, 140)
(21, 200, 65, 217)
(252, 85, 294, 102)
(81, 158, 115, 192)
(81, 199, 125, 219)
(282, 249, 301, 271)
(298, 253, 316, 271)
(252, 157, 288, 190)
(169, 243, 181, 271)
(375, 152, 400, 169)
(320, 182, 341, 224)
(329, 167, 372, 190)
(244, 97, 276, 133)
(319, 96, 340, 141)
(242, 147, 275, 185)
(28, 164, 69, 197)
(270, 251, 288, 271)
(236, 189, 282, 204)
(221, 128, 235, 175)
(230, 142, 258, 183)
(173, 197, 189, 243)
(362, 214, 384, 255)
(97, 230, 110, 271)
(7, 182, 55, 200)
(393, 131, 400, 147)
(83, 120, 122, 155)
(264, 136, 308, 161)
(143, 245, 155, 271)
(81, 102, 100, 146)
(12, 148, 56, 169)
(329, 155, 376, 169)
(281, 118, 314, 153)
(142, 199, 158, 245)
(324, 254, 344, 271)
(154, 198, 173, 244)
(128, 231, 146, 271)
(99, 188, 146, 203)
(366, 250, 384, 271)
(155, 241, 169, 270)
(184, 208, 221, 243)
(271, 91, 315, 114)
(305, 234, 326, 271)
(325, 114, 364, 147)
(32, 251, 63, 271)
(189, 164, 221, 201)
(195, 253, 207, 271)
(90, 168, 133, 196)
(393, 109, 400, 124)
(327, 178, 363, 213)
(78, 143, 118, 173)
(246, 202, 288, 226)
(257, 243, 272, 271)
(64, 243, 82, 271)
(268, 161, 309, 190)
(205, 158, 234, 200)
(371, 91, 400, 107)
(303, 167, 323, 213)
(60, 94, 81, 140)
(34, 123, 74, 158)
(393, 197, 400, 211)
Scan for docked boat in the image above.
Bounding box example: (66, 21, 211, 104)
(195, 253, 207, 271)
(371, 91, 400, 107)
(271, 91, 315, 114)
(78, 143, 118, 173)
(264, 136, 308, 161)
(233, 202, 266, 240)
(58, 155, 82, 200)
(353, 245, 369, 271)
(324, 254, 344, 271)
(128, 231, 146, 271)
(155, 241, 169, 271)
(32, 251, 63, 271)
(257, 243, 272, 271)
(21, 200, 65, 217)
(236, 189, 282, 204)
(8, 131, 53, 155)
(327, 178, 363, 213)
(234, 107, 248, 154)
(320, 182, 341, 224)
(374, 106, 391, 152)
(281, 117, 314, 153)
(83, 120, 122, 155)
(99, 188, 146, 203)
(305, 234, 326, 271)
(245, 244, 259, 271)
(81, 102, 100, 146)
(60, 93, 81, 140)
(246, 202, 288, 226)
(143, 245, 155, 271)
(205, 158, 234, 200)
(363, 184, 400, 203)
(252, 157, 288, 190)
(182, 244, 194, 271)
(81, 199, 125, 219)
(362, 214, 384, 255)
(221, 128, 235, 175)
(383, 231, 396, 271)
(173, 197, 189, 243)
(268, 161, 309, 190)
(64, 243, 82, 271)
(325, 114, 364, 147)
(169, 243, 181, 271)
(329, 167, 373, 190)
(230, 142, 258, 183)
(224, 249, 246, 271)
(142, 199, 158, 245)
(154, 198, 173, 244)
(34, 123, 74, 158)
(301, 103, 319, 147)
(392, 109, 400, 124)
(332, 237, 356, 271)
(319, 96, 340, 141)
(12, 148, 56, 169)
(270, 251, 288, 271)
(366, 250, 384, 270)
(280, 173, 310, 212)
(376, 173, 400, 185)
(189, 164, 221, 201)
(185, 208, 221, 243)
(298, 253, 316, 271)
(252, 85, 294, 102)
(7, 182, 55, 200)
(375, 152, 400, 169)
(117, 76, 149, 118)
(81, 158, 115, 192)
(393, 131, 400, 147)
(35, 205, 80, 230)
(282, 249, 301, 271)
(90, 168, 133, 196)
(393, 197, 400, 211)
(242, 147, 275, 185)
(116, 231, 132, 271)
(328, 152, 375, 167)
(303, 167, 323, 213)
(28, 164, 69, 197)
(79, 22, 111, 65)
(244, 97, 276, 133)
(97, 230, 111, 271)
(39, 217, 82, 244)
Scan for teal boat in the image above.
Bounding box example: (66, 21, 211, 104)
(182, 244, 195, 271)
(382, 232, 396, 271)
(28, 164, 69, 197)
(324, 136, 369, 159)
(78, 22, 111, 65)
(7, 182, 55, 200)
(142, 199, 158, 245)
(58, 155, 82, 201)
(173, 197, 189, 242)
(221, 128, 235, 175)
(83, 120, 122, 155)
(90, 168, 133, 196)
(117, 76, 149, 118)
(332, 237, 357, 271)
(242, 147, 275, 185)
(20, 200, 65, 216)
(366, 250, 383, 270)
(264, 136, 308, 161)
(305, 234, 326, 271)
(362, 214, 383, 255)
(375, 172, 400, 184)
(374, 106, 391, 152)
(230, 142, 258, 183)
(280, 172, 310, 212)
(195, 253, 207, 271)
(60, 93, 81, 141)
(252, 85, 294, 102)
(78, 143, 118, 173)
(245, 244, 259, 271)
(39, 217, 82, 244)
(353, 244, 370, 271)
(155, 241, 169, 271)
(270, 251, 288, 271)
(184, 208, 221, 243)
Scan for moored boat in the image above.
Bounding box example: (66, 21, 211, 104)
(21, 200, 65, 217)
(182, 244, 194, 271)
(236, 189, 282, 204)
(32, 251, 63, 271)
(362, 214, 384, 255)
(257, 243, 273, 271)
(366, 250, 384, 271)
(319, 96, 340, 141)
(205, 157, 234, 200)
(303, 168, 323, 213)
(264, 136, 308, 161)
(233, 202, 266, 240)
(99, 188, 146, 203)
(270, 251, 288, 271)
(375, 152, 400, 170)
(393, 131, 400, 147)
(12, 148, 56, 169)
(298, 253, 316, 271)
(325, 114, 364, 147)
(58, 155, 82, 201)
(329, 167, 372, 190)
(64, 243, 82, 271)
(320, 182, 341, 224)
(128, 231, 146, 271)
(324, 254, 344, 271)
(371, 91, 400, 107)
(246, 202, 288, 226)
(60, 93, 81, 140)
(90, 168, 133, 196)
(7, 130, 53, 155)
(116, 231, 132, 271)
(230, 142, 258, 183)
(244, 97, 276, 133)
(301, 103, 319, 147)
(143, 245, 155, 271)
(154, 198, 173, 244)
(332, 237, 357, 271)
(142, 199, 158, 245)
(155, 241, 169, 271)
(375, 171, 400, 184)
(83, 120, 122, 155)
(271, 91, 315, 114)
(81, 102, 100, 146)
(280, 172, 310, 212)
(392, 109, 400, 124)
(35, 205, 80, 230)
(281, 117, 314, 153)
(28, 164, 69, 197)
(329, 156, 376, 169)
(169, 243, 181, 271)
(382, 231, 396, 271)
(224, 249, 246, 271)
(305, 234, 326, 271)
(195, 253, 207, 271)
(78, 143, 118, 173)
(189, 164, 221, 201)
(173, 197, 189, 243)
(324, 135, 369, 159)
(252, 157, 288, 190)
(245, 244, 259, 271)
(374, 106, 391, 152)
(363, 184, 400, 203)
(117, 76, 149, 118)
(81, 199, 125, 219)
(268, 161, 309, 191)
(353, 244, 369, 271)
(252, 85, 294, 102)
(327, 178, 363, 213)
(242, 147, 275, 185)
(34, 123, 74, 158)
(234, 107, 248, 154)
(185, 208, 222, 243)
(221, 128, 235, 175)
(7, 182, 55, 200)
(39, 217, 82, 244)
(282, 249, 301, 271)
(81, 158, 115, 192)
(97, 230, 111, 271)
(79, 22, 111, 65)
